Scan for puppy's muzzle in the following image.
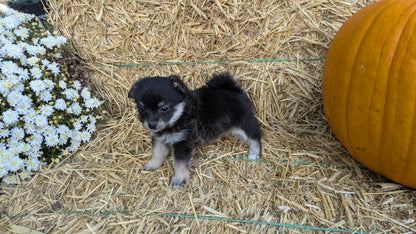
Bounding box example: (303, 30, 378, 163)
(148, 121, 158, 130)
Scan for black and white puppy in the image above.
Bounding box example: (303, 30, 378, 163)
(128, 73, 261, 188)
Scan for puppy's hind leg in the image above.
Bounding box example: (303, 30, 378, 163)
(143, 139, 169, 171)
(231, 123, 261, 160)
(171, 142, 193, 188)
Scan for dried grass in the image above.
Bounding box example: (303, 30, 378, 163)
(1, 0, 416, 233)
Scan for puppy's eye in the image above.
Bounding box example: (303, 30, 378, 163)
(138, 105, 145, 112)
(160, 105, 169, 112)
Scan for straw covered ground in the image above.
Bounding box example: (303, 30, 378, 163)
(2, 0, 416, 233)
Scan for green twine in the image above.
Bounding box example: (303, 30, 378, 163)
(10, 210, 370, 233)
(195, 155, 333, 167)
(113, 57, 325, 67)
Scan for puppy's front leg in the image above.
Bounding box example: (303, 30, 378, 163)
(171, 142, 193, 188)
(143, 138, 169, 171)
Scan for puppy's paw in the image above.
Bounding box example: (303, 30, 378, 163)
(171, 175, 188, 189)
(247, 152, 260, 160)
(247, 139, 261, 160)
(142, 160, 162, 171)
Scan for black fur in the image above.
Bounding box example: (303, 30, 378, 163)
(129, 72, 262, 188)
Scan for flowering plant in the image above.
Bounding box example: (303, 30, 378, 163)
(0, 9, 102, 185)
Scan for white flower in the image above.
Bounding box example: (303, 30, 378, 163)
(0, 128, 10, 138)
(14, 27, 29, 39)
(2, 109, 19, 125)
(41, 59, 50, 67)
(7, 90, 24, 106)
(58, 80, 67, 89)
(23, 108, 37, 124)
(86, 123, 96, 133)
(3, 174, 17, 184)
(29, 79, 46, 92)
(64, 88, 79, 100)
(57, 125, 70, 135)
(24, 122, 36, 135)
(20, 143, 31, 153)
(68, 103, 82, 115)
(45, 133, 59, 147)
(81, 88, 91, 99)
(0, 61, 20, 76)
(0, 80, 14, 94)
(44, 79, 54, 90)
(34, 114, 48, 127)
(29, 134, 43, 147)
(39, 90, 53, 102)
(40, 36, 57, 49)
(25, 45, 46, 56)
(10, 127, 24, 141)
(27, 56, 39, 66)
(47, 62, 60, 76)
(2, 15, 20, 30)
(85, 97, 101, 109)
(0, 148, 11, 166)
(59, 135, 68, 145)
(15, 98, 33, 114)
(68, 139, 81, 152)
(73, 80, 82, 90)
(30, 67, 43, 79)
(3, 43, 24, 59)
(80, 131, 91, 143)
(25, 157, 40, 171)
(56, 35, 67, 45)
(7, 156, 24, 172)
(40, 104, 54, 117)
(19, 170, 32, 180)
(18, 68, 29, 80)
(73, 121, 83, 131)
(54, 99, 67, 110)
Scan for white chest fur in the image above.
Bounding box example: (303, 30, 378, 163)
(153, 130, 187, 145)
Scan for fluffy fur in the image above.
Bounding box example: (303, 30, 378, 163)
(129, 73, 262, 188)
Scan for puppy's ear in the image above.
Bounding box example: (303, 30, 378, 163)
(169, 75, 188, 95)
(128, 81, 140, 99)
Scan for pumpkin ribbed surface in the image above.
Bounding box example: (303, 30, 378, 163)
(322, 0, 416, 188)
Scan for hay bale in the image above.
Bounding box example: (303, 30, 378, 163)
(1, 0, 416, 233)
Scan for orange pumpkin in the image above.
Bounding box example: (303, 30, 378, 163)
(322, 0, 416, 188)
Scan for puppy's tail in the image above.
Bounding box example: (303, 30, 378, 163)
(206, 72, 243, 92)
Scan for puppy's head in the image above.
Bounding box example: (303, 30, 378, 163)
(128, 75, 188, 132)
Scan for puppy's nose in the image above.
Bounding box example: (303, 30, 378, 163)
(148, 122, 157, 130)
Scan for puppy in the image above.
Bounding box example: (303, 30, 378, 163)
(128, 73, 261, 188)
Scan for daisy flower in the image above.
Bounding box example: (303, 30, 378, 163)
(10, 127, 24, 140)
(39, 90, 53, 102)
(19, 170, 32, 180)
(25, 157, 41, 172)
(81, 88, 91, 99)
(47, 62, 60, 76)
(14, 27, 29, 39)
(45, 133, 59, 147)
(54, 98, 67, 110)
(7, 156, 24, 172)
(2, 109, 19, 125)
(3, 174, 17, 184)
(29, 79, 46, 92)
(58, 80, 66, 89)
(85, 97, 101, 109)
(27, 56, 39, 66)
(3, 43, 24, 59)
(30, 67, 43, 79)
